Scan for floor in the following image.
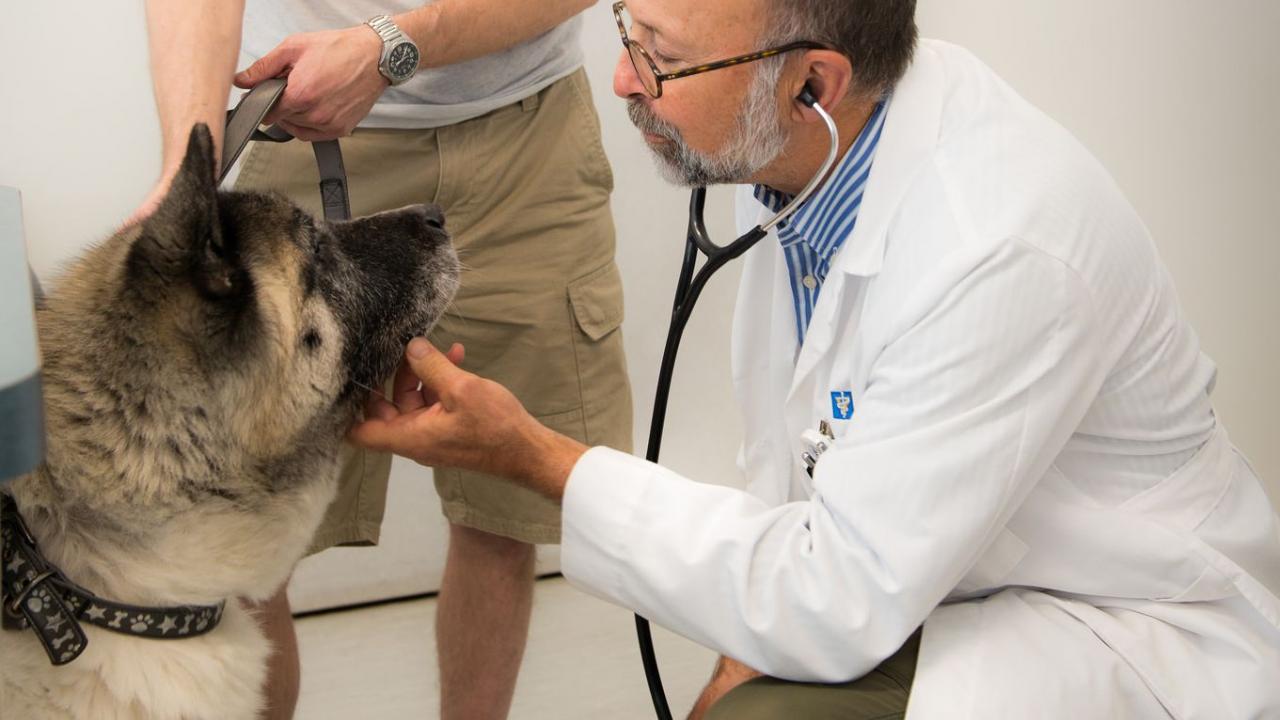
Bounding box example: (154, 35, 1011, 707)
(294, 575, 718, 719)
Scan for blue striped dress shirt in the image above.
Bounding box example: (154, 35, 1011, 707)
(753, 100, 889, 344)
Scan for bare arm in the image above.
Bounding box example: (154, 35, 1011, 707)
(128, 0, 244, 223)
(146, 0, 244, 184)
(233, 0, 595, 141)
(395, 0, 594, 69)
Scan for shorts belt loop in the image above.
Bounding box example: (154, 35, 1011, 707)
(521, 93, 540, 113)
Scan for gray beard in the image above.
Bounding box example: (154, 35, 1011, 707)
(627, 69, 790, 187)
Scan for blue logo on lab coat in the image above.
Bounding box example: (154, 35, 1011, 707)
(830, 391, 854, 420)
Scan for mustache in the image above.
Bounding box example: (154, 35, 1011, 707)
(627, 100, 682, 143)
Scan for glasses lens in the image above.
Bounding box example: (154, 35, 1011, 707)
(627, 43, 661, 97)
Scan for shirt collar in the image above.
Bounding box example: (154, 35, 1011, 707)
(752, 100, 889, 264)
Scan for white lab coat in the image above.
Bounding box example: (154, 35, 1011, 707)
(561, 39, 1280, 718)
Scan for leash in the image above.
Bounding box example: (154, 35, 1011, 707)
(221, 77, 352, 222)
(1, 495, 225, 665)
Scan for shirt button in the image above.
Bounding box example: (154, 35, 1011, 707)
(802, 275, 818, 290)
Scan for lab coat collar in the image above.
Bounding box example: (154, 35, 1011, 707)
(834, 41, 947, 278)
(783, 42, 948, 404)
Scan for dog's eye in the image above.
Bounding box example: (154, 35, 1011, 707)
(302, 329, 322, 350)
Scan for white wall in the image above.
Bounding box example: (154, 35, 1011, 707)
(1, 1, 1275, 583)
(913, 0, 1280, 502)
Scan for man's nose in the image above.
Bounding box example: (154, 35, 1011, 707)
(613, 48, 646, 99)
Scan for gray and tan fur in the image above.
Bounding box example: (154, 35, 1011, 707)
(0, 125, 458, 719)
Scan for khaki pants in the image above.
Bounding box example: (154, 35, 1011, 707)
(706, 631, 921, 720)
(236, 69, 633, 548)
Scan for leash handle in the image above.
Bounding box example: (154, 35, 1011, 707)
(221, 77, 287, 182)
(221, 78, 352, 221)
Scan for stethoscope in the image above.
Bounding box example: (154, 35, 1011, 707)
(226, 78, 840, 719)
(635, 87, 840, 719)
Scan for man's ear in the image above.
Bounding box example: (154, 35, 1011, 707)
(128, 124, 241, 299)
(788, 49, 856, 122)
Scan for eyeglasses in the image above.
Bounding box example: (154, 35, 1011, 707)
(613, 1, 826, 99)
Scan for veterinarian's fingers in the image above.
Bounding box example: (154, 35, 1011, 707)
(409, 343, 467, 406)
(392, 359, 428, 412)
(404, 338, 467, 400)
(234, 44, 298, 89)
(347, 417, 393, 451)
(365, 397, 400, 422)
(446, 343, 466, 366)
(348, 413, 426, 455)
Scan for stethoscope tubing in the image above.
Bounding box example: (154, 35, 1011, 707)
(634, 94, 840, 720)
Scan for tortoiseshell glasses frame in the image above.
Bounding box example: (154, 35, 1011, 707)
(612, 1, 827, 98)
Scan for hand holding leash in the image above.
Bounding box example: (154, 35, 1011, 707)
(234, 26, 387, 141)
(220, 78, 352, 222)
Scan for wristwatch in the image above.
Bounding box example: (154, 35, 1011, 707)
(366, 15, 420, 86)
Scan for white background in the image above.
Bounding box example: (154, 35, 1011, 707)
(1, 1, 1276, 606)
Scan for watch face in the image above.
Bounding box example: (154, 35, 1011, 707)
(387, 42, 420, 80)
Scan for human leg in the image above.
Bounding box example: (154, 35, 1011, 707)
(436, 523, 537, 720)
(241, 583, 301, 720)
(704, 631, 921, 720)
(427, 68, 632, 717)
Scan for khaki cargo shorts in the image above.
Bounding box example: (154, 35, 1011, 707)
(235, 68, 633, 549)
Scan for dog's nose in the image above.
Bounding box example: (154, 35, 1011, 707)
(415, 203, 445, 230)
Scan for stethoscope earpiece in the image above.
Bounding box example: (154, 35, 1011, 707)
(797, 86, 819, 108)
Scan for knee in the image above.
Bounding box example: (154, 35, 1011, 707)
(448, 522, 535, 569)
(705, 679, 793, 720)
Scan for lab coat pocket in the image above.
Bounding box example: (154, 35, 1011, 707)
(952, 528, 1030, 597)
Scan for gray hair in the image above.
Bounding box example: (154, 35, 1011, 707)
(761, 0, 918, 99)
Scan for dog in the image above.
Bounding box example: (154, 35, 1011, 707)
(0, 124, 458, 719)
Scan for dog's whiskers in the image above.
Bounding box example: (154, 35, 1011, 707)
(352, 379, 403, 412)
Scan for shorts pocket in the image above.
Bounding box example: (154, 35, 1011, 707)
(566, 262, 633, 450)
(568, 262, 624, 340)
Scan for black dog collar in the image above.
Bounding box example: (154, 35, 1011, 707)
(2, 493, 226, 666)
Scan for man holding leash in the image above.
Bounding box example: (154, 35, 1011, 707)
(137, 1, 631, 718)
(351, 0, 1280, 717)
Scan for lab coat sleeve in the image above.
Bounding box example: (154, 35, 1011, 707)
(561, 238, 1107, 682)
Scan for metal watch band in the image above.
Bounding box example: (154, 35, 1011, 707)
(366, 15, 404, 44)
(365, 14, 418, 85)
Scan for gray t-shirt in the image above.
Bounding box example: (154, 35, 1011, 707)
(242, 0, 584, 128)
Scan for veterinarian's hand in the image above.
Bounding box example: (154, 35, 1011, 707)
(349, 338, 588, 500)
(234, 25, 389, 141)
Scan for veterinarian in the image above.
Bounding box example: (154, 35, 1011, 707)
(134, 1, 631, 718)
(351, 0, 1280, 717)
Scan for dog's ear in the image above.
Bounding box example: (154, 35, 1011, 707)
(128, 124, 244, 299)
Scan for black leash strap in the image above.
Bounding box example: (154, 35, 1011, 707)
(221, 77, 352, 221)
(1, 495, 225, 666)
